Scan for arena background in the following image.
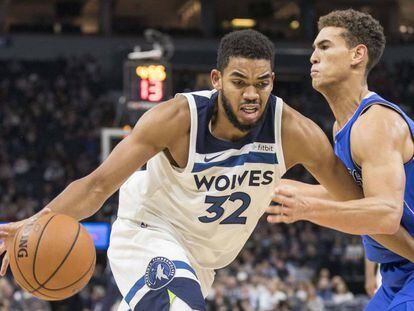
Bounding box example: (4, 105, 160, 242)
(0, 0, 413, 310)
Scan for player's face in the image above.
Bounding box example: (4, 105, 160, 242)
(212, 57, 274, 132)
(310, 27, 355, 91)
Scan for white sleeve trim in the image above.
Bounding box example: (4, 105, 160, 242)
(176, 93, 198, 173)
(274, 97, 286, 176)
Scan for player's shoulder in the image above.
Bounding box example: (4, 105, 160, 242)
(281, 102, 321, 137)
(281, 102, 300, 125)
(357, 103, 405, 125)
(146, 94, 190, 125)
(281, 103, 329, 168)
(134, 94, 191, 142)
(351, 103, 411, 155)
(353, 103, 409, 140)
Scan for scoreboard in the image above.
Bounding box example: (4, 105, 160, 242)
(123, 60, 172, 112)
(108, 59, 172, 154)
(106, 35, 174, 158)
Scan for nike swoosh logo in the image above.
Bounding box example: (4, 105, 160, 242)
(204, 153, 224, 162)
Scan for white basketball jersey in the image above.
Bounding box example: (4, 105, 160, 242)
(117, 90, 286, 270)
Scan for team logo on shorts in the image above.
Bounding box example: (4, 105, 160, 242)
(145, 257, 176, 290)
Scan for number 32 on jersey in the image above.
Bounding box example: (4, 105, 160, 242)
(198, 192, 251, 224)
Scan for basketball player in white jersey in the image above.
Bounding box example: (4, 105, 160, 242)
(1, 29, 414, 311)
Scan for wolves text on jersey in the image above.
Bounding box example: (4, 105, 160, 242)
(194, 170, 274, 191)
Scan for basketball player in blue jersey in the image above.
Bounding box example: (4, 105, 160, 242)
(1, 29, 414, 311)
(268, 9, 414, 310)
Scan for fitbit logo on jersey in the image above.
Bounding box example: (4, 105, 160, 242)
(253, 143, 275, 153)
(194, 170, 274, 191)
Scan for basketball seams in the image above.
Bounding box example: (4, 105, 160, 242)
(40, 232, 96, 291)
(10, 213, 96, 300)
(12, 218, 61, 300)
(32, 218, 81, 292)
(28, 252, 96, 299)
(34, 252, 96, 296)
(31, 214, 57, 289)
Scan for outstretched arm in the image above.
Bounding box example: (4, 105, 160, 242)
(39, 96, 190, 220)
(280, 179, 333, 200)
(0, 95, 191, 275)
(272, 105, 408, 235)
(270, 104, 414, 261)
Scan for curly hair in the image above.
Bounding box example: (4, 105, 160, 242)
(318, 9, 386, 74)
(217, 29, 275, 71)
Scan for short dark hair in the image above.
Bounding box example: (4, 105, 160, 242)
(318, 9, 386, 74)
(217, 29, 275, 71)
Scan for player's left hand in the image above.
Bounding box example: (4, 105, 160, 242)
(0, 208, 51, 276)
(266, 185, 310, 224)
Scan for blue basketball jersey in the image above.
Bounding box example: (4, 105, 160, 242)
(334, 92, 414, 263)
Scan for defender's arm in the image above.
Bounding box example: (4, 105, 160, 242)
(268, 104, 414, 262)
(270, 105, 409, 235)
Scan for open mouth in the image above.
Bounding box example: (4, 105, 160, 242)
(239, 105, 260, 121)
(240, 106, 259, 114)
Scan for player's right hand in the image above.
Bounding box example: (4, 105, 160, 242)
(266, 185, 310, 224)
(0, 208, 51, 276)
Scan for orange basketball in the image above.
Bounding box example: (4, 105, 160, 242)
(8, 212, 96, 301)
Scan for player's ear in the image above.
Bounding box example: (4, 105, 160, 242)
(211, 69, 222, 91)
(351, 44, 368, 67)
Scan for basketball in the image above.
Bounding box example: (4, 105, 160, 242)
(8, 213, 96, 301)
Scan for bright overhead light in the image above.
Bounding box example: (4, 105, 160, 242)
(231, 18, 256, 28)
(290, 20, 300, 30)
(400, 25, 407, 33)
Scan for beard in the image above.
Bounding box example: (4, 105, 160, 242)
(220, 90, 267, 133)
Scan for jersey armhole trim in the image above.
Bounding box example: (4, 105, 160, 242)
(176, 93, 198, 173)
(275, 98, 286, 176)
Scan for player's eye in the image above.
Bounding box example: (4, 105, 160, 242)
(256, 82, 269, 89)
(232, 80, 245, 87)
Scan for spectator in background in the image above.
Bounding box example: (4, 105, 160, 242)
(332, 276, 354, 305)
(305, 282, 325, 311)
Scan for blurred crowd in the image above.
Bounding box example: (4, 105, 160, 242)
(205, 223, 368, 311)
(0, 56, 116, 223)
(0, 55, 413, 310)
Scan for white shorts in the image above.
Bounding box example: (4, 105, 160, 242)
(107, 218, 215, 311)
